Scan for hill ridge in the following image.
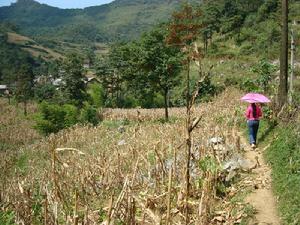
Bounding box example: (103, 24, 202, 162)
(0, 0, 193, 42)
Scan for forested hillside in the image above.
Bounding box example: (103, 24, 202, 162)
(1, 0, 299, 54)
(0, 0, 195, 42)
(0, 23, 37, 85)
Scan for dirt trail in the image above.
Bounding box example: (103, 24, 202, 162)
(240, 134, 281, 225)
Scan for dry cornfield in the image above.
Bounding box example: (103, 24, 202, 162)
(0, 89, 254, 225)
(0, 99, 40, 150)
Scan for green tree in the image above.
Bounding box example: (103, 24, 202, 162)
(251, 59, 277, 92)
(61, 53, 86, 106)
(95, 55, 115, 106)
(15, 64, 34, 115)
(35, 102, 68, 135)
(201, 2, 221, 52)
(96, 42, 142, 107)
(87, 82, 105, 108)
(257, 0, 279, 22)
(140, 25, 182, 120)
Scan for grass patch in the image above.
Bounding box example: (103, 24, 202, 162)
(0, 211, 15, 225)
(16, 152, 29, 175)
(265, 125, 300, 225)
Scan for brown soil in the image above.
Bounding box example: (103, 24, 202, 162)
(241, 135, 281, 225)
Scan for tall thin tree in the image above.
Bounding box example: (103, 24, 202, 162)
(15, 64, 34, 116)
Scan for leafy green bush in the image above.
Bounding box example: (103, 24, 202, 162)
(239, 77, 259, 92)
(79, 102, 99, 126)
(87, 83, 105, 108)
(34, 83, 56, 102)
(35, 102, 101, 135)
(239, 43, 255, 55)
(198, 75, 222, 101)
(224, 75, 243, 87)
(122, 94, 140, 108)
(35, 102, 67, 135)
(250, 59, 277, 92)
(63, 104, 78, 127)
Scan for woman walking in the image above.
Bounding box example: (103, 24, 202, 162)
(245, 103, 262, 149)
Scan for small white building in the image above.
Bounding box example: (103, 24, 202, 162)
(0, 85, 8, 95)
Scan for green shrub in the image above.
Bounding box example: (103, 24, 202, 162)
(63, 104, 79, 127)
(35, 102, 100, 135)
(35, 102, 66, 135)
(197, 75, 222, 101)
(34, 83, 56, 102)
(224, 75, 242, 87)
(239, 43, 255, 55)
(153, 93, 164, 108)
(87, 83, 105, 108)
(239, 78, 260, 92)
(250, 59, 277, 92)
(79, 102, 99, 126)
(122, 94, 139, 108)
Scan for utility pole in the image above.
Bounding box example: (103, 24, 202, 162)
(289, 20, 296, 104)
(278, 0, 289, 109)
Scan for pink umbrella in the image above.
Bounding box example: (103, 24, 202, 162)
(241, 93, 271, 103)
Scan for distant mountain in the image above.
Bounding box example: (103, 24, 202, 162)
(0, 0, 194, 43)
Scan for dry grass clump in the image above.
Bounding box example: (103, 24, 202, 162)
(1, 89, 251, 224)
(103, 107, 187, 122)
(0, 99, 40, 150)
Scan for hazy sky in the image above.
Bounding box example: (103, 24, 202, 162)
(0, 0, 114, 9)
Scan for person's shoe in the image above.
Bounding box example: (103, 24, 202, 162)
(251, 143, 256, 149)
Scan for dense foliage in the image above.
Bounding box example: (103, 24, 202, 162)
(95, 24, 185, 112)
(35, 101, 100, 135)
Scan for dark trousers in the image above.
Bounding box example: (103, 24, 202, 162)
(247, 120, 260, 144)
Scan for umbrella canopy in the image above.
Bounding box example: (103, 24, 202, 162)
(241, 93, 271, 103)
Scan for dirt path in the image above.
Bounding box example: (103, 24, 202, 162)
(240, 134, 281, 225)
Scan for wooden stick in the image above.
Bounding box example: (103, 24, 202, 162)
(44, 194, 48, 225)
(73, 190, 78, 225)
(131, 194, 161, 225)
(166, 167, 173, 225)
(110, 176, 129, 221)
(107, 195, 113, 225)
(154, 144, 167, 176)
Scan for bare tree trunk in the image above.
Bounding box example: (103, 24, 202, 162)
(164, 88, 169, 121)
(24, 100, 27, 116)
(278, 0, 289, 109)
(166, 167, 173, 225)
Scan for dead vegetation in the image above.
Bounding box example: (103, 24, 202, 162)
(0, 99, 40, 150)
(0, 89, 257, 224)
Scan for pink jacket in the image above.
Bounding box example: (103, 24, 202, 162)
(245, 104, 262, 120)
